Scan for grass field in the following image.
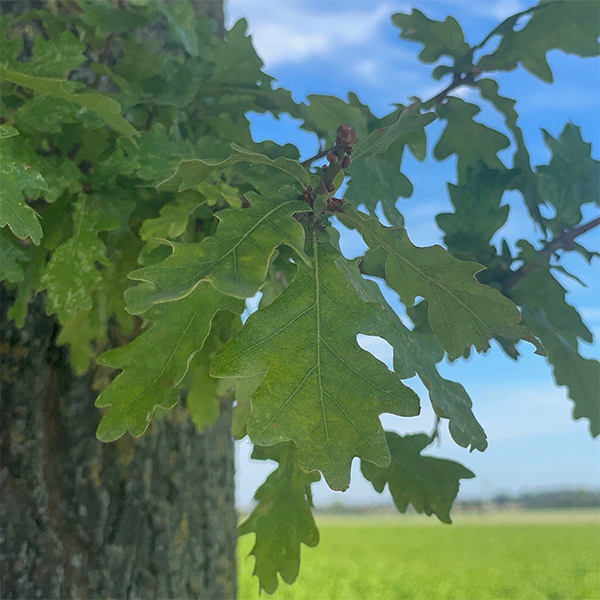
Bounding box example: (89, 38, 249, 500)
(238, 510, 600, 600)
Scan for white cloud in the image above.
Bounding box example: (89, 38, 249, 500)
(228, 1, 402, 67)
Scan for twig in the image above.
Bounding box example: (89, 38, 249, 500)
(505, 216, 600, 289)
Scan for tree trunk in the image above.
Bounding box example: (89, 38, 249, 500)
(0, 287, 238, 599)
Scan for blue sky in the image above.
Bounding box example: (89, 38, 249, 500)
(225, 0, 600, 506)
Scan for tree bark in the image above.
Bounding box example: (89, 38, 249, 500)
(0, 287, 237, 599)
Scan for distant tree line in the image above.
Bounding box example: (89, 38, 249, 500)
(458, 489, 600, 511)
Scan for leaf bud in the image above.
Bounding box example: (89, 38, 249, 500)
(326, 150, 338, 164)
(336, 124, 358, 146)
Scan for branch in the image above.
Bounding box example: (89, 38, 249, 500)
(505, 216, 600, 289)
(301, 147, 330, 169)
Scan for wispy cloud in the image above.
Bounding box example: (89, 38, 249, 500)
(228, 1, 400, 67)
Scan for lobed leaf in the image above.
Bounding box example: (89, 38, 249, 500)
(239, 443, 320, 594)
(511, 242, 599, 437)
(337, 257, 487, 451)
(41, 197, 119, 323)
(158, 143, 311, 192)
(361, 432, 474, 523)
(341, 208, 544, 360)
(477, 0, 600, 83)
(0, 66, 138, 139)
(96, 283, 243, 442)
(211, 231, 419, 490)
(352, 112, 436, 160)
(126, 187, 310, 312)
(392, 10, 470, 64)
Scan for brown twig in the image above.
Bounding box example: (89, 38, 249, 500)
(505, 216, 600, 289)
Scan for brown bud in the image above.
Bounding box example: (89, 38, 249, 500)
(336, 124, 358, 146)
(326, 183, 335, 193)
(341, 156, 351, 169)
(322, 164, 329, 172)
(326, 150, 338, 164)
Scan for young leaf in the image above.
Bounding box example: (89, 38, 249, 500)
(0, 230, 28, 283)
(352, 112, 436, 160)
(239, 443, 320, 594)
(477, 79, 544, 227)
(477, 0, 600, 83)
(126, 187, 310, 312)
(0, 133, 48, 245)
(434, 97, 510, 178)
(512, 243, 599, 437)
(436, 162, 513, 262)
(337, 257, 487, 452)
(392, 10, 470, 64)
(361, 432, 474, 523)
(96, 283, 243, 442)
(41, 197, 119, 323)
(341, 208, 543, 360)
(158, 143, 310, 192)
(211, 231, 419, 490)
(0, 67, 138, 139)
(536, 123, 600, 233)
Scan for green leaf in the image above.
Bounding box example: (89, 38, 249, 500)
(0, 67, 138, 139)
(212, 19, 266, 86)
(0, 124, 19, 139)
(0, 137, 48, 245)
(337, 258, 487, 452)
(477, 79, 545, 227)
(156, 0, 200, 56)
(361, 432, 474, 523)
(392, 10, 470, 64)
(434, 98, 510, 177)
(158, 142, 311, 192)
(341, 208, 543, 360)
(239, 443, 320, 594)
(211, 231, 419, 490)
(17, 31, 87, 78)
(536, 123, 600, 233)
(79, 0, 149, 33)
(477, 0, 600, 83)
(512, 243, 599, 437)
(139, 192, 206, 241)
(346, 140, 413, 223)
(302, 94, 369, 146)
(41, 196, 119, 323)
(232, 375, 263, 439)
(126, 187, 310, 312)
(436, 162, 513, 262)
(0, 230, 28, 283)
(352, 112, 436, 160)
(95, 283, 243, 442)
(57, 303, 107, 375)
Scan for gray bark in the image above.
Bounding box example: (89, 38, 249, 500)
(0, 287, 237, 599)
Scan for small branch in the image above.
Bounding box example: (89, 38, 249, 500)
(302, 125, 357, 214)
(300, 147, 330, 169)
(505, 216, 600, 289)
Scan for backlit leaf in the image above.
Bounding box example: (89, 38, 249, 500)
(361, 432, 474, 523)
(239, 443, 320, 594)
(211, 231, 419, 490)
(341, 208, 543, 360)
(337, 257, 487, 451)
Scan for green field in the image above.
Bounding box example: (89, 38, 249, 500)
(238, 510, 600, 600)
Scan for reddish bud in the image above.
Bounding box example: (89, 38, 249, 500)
(336, 124, 358, 146)
(322, 164, 329, 172)
(341, 156, 351, 169)
(327, 150, 338, 164)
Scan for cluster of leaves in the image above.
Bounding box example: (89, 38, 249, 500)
(1, 0, 598, 593)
